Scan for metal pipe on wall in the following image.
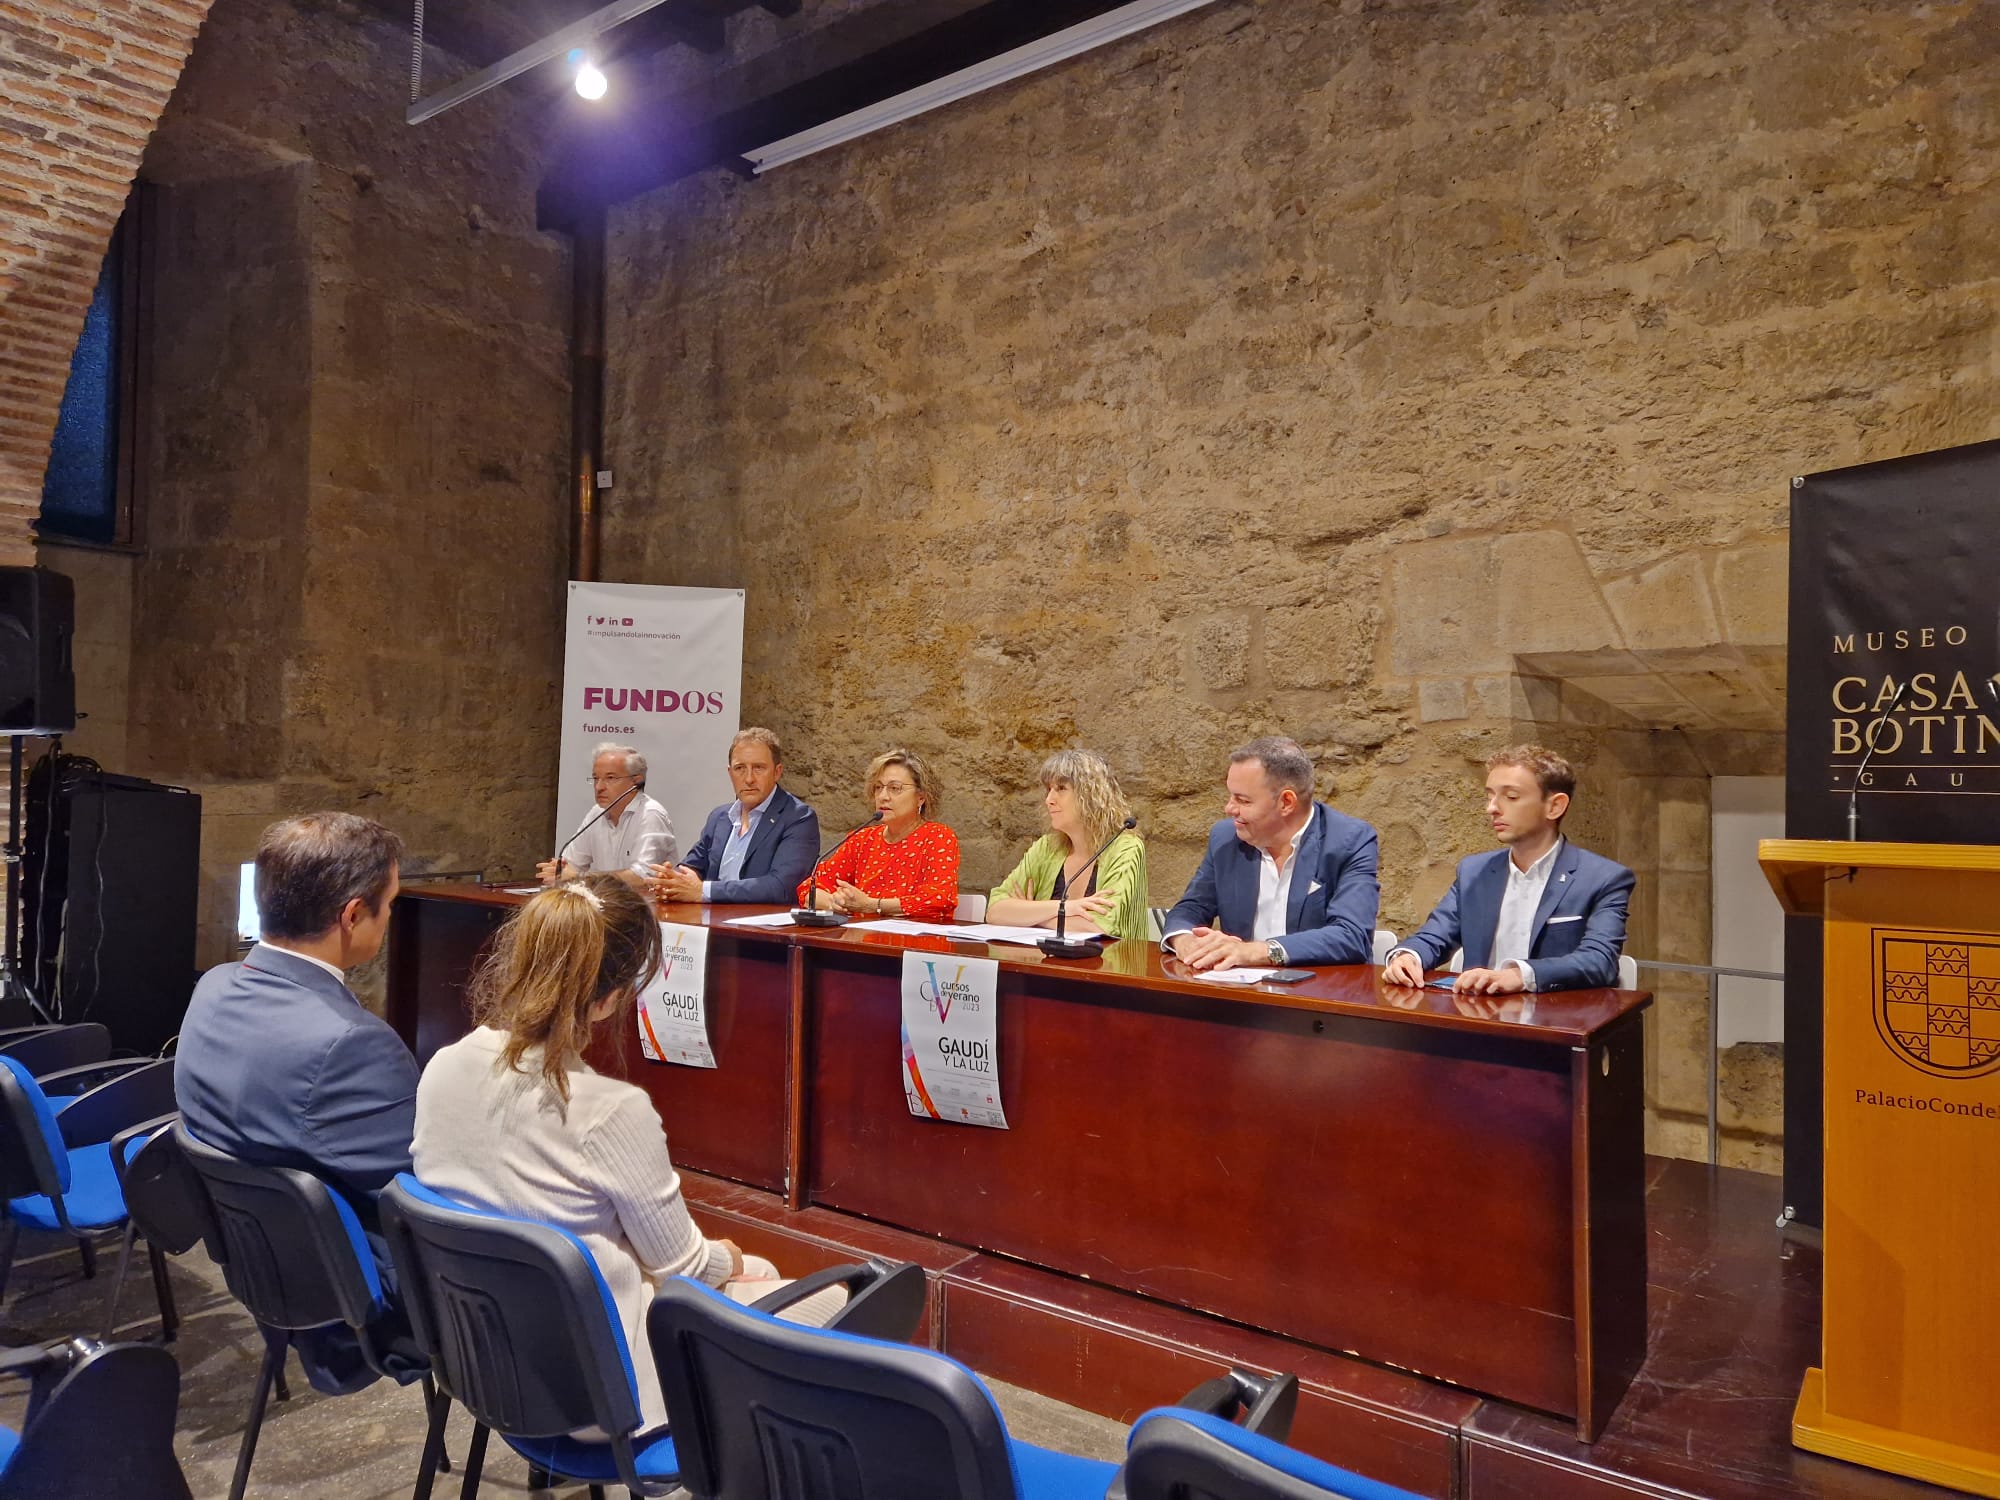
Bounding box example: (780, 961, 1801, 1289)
(569, 210, 606, 582)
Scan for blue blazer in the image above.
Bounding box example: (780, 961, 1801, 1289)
(174, 944, 418, 1205)
(1400, 841, 1635, 991)
(1163, 804, 1381, 966)
(680, 785, 821, 905)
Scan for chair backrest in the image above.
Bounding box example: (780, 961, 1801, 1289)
(1446, 948, 1464, 973)
(0, 1055, 70, 1201)
(0, 1342, 190, 1500)
(171, 1121, 382, 1334)
(1148, 907, 1167, 943)
(953, 892, 988, 923)
(0, 1023, 110, 1078)
(1618, 954, 1638, 991)
(648, 1276, 1021, 1500)
(117, 1123, 214, 1257)
(1122, 1409, 1422, 1500)
(1370, 930, 1398, 965)
(379, 1175, 643, 1443)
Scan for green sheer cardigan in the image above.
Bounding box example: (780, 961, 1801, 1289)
(988, 830, 1149, 943)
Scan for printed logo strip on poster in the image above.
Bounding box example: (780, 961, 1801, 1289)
(900, 951, 1007, 1130)
(637, 922, 717, 1069)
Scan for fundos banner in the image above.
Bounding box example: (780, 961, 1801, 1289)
(557, 582, 745, 868)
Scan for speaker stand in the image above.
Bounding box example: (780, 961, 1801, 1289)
(0, 737, 50, 1025)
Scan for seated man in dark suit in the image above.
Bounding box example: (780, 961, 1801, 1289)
(648, 726, 821, 905)
(175, 811, 416, 1392)
(1162, 736, 1380, 970)
(1383, 744, 1634, 994)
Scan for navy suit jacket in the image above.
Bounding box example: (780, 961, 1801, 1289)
(175, 944, 418, 1209)
(1163, 803, 1381, 966)
(680, 785, 821, 904)
(1400, 841, 1635, 991)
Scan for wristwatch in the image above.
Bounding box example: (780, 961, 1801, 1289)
(1266, 939, 1286, 966)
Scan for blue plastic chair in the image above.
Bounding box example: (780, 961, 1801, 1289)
(382, 1174, 923, 1500)
(647, 1275, 1123, 1500)
(1121, 1409, 1426, 1500)
(381, 1173, 691, 1500)
(0, 1338, 190, 1499)
(174, 1124, 442, 1500)
(0, 1055, 177, 1330)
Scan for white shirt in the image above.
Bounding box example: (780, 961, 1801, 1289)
(1489, 837, 1564, 991)
(1253, 807, 1315, 952)
(567, 790, 678, 879)
(257, 941, 346, 985)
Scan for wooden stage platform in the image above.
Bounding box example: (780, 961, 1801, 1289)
(681, 1154, 1958, 1500)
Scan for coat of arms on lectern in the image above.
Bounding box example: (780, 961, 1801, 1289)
(1875, 932, 2000, 1078)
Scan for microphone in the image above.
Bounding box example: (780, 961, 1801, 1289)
(791, 812, 885, 927)
(1039, 816, 1138, 960)
(1847, 678, 1909, 841)
(551, 781, 643, 876)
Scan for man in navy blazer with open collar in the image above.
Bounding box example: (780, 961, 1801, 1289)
(649, 727, 821, 905)
(175, 811, 417, 1391)
(1385, 744, 1634, 993)
(1162, 736, 1380, 969)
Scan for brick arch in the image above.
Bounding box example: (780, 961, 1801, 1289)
(0, 0, 216, 563)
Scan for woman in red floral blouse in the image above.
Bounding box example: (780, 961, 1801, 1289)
(797, 747, 961, 922)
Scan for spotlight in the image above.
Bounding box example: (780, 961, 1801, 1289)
(575, 60, 607, 100)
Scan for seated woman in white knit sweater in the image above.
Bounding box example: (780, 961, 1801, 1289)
(411, 874, 837, 1435)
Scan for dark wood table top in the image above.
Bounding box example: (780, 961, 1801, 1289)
(397, 883, 1651, 1047)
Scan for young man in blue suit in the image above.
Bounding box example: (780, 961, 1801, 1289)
(648, 726, 821, 905)
(1383, 744, 1634, 994)
(176, 811, 417, 1392)
(1162, 736, 1381, 970)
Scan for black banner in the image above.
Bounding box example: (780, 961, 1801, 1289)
(1784, 438, 2000, 1224)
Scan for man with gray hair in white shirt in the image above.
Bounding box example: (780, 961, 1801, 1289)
(538, 742, 678, 891)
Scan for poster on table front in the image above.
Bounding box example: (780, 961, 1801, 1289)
(899, 952, 1008, 1129)
(636, 922, 716, 1069)
(557, 582, 745, 871)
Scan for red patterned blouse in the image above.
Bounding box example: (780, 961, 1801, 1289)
(797, 820, 962, 922)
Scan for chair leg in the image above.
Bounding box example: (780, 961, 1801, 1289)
(457, 1421, 489, 1500)
(420, 1374, 451, 1474)
(76, 1233, 95, 1279)
(228, 1335, 285, 1500)
(411, 1378, 452, 1500)
(0, 1217, 17, 1301)
(102, 1223, 137, 1340)
(147, 1239, 179, 1342)
(525, 1463, 551, 1489)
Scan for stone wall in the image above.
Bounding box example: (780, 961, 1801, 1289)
(110, 0, 573, 970)
(603, 0, 2000, 1166)
(0, 0, 215, 560)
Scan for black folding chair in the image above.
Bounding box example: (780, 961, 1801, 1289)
(1122, 1408, 1424, 1500)
(175, 1123, 442, 1500)
(0, 1338, 189, 1498)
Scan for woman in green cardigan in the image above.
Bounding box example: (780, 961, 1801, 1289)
(986, 749, 1149, 942)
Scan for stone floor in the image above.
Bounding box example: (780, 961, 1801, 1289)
(0, 1226, 1128, 1497)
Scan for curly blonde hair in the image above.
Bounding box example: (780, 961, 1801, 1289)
(1039, 748, 1132, 854)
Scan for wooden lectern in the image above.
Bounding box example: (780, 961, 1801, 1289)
(1760, 840, 2000, 1496)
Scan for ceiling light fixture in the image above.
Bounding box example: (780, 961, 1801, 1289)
(408, 0, 671, 126)
(739, 0, 1219, 174)
(575, 59, 609, 100)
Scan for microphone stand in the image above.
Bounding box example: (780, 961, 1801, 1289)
(1039, 817, 1137, 960)
(792, 813, 884, 927)
(1847, 678, 1910, 841)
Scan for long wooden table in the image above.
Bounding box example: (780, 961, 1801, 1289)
(386, 882, 1652, 1441)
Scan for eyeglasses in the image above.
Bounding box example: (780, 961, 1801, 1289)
(588, 773, 636, 786)
(872, 780, 914, 796)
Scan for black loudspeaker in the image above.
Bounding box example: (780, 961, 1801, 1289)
(0, 567, 75, 735)
(22, 756, 200, 1054)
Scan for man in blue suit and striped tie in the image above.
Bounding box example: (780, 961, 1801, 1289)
(1162, 736, 1380, 970)
(1383, 744, 1634, 994)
